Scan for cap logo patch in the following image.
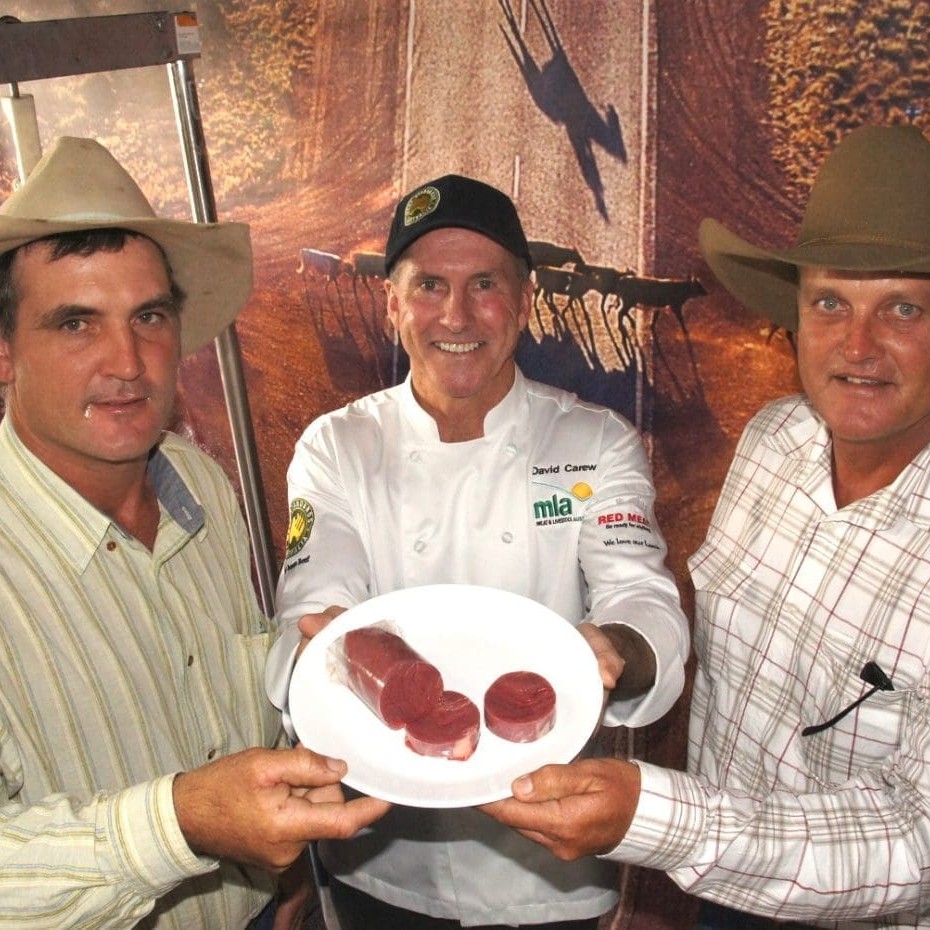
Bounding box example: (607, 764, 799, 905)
(404, 186, 441, 227)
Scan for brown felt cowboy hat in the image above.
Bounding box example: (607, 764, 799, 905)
(0, 136, 252, 354)
(699, 124, 930, 331)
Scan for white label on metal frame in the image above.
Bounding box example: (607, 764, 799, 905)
(173, 12, 201, 57)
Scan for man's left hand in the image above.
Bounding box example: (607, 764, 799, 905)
(479, 757, 641, 860)
(577, 622, 625, 689)
(579, 622, 657, 699)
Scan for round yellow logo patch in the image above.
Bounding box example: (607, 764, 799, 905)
(285, 498, 315, 558)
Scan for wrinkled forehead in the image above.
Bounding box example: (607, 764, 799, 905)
(798, 266, 930, 285)
(393, 227, 528, 279)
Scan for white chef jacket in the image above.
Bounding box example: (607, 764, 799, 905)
(266, 368, 689, 926)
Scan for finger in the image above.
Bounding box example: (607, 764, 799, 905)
(267, 747, 347, 790)
(303, 782, 346, 804)
(577, 623, 624, 688)
(511, 763, 586, 802)
(297, 614, 327, 639)
(283, 794, 391, 840)
(479, 794, 564, 834)
(297, 605, 346, 640)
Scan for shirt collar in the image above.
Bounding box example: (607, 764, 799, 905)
(0, 417, 204, 571)
(763, 395, 930, 528)
(399, 365, 525, 441)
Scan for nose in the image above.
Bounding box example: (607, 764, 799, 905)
(102, 324, 145, 380)
(439, 287, 470, 332)
(840, 311, 880, 363)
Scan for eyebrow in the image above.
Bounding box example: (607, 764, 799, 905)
(36, 292, 180, 330)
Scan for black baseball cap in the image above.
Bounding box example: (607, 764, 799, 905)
(384, 174, 533, 273)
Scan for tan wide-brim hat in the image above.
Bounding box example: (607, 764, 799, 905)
(699, 124, 930, 331)
(0, 136, 252, 355)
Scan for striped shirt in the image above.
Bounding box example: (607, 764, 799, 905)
(0, 416, 282, 929)
(610, 395, 930, 927)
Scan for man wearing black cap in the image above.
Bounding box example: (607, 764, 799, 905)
(266, 174, 690, 928)
(485, 125, 930, 930)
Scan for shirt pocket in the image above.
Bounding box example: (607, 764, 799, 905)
(806, 626, 917, 772)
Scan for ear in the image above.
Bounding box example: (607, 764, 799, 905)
(384, 277, 400, 332)
(517, 275, 533, 330)
(0, 335, 14, 386)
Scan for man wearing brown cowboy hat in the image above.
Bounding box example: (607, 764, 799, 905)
(485, 123, 930, 929)
(0, 136, 388, 929)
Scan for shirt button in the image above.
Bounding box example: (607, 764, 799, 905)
(414, 539, 426, 553)
(207, 749, 216, 760)
(106, 541, 117, 552)
(501, 531, 514, 544)
(187, 654, 195, 667)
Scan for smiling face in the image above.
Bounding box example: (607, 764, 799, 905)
(386, 227, 532, 439)
(797, 267, 930, 483)
(0, 235, 182, 488)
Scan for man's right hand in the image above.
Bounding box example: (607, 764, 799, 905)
(173, 745, 390, 871)
(295, 604, 346, 661)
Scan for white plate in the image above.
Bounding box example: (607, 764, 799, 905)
(288, 584, 603, 807)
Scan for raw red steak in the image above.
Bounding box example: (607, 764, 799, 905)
(405, 690, 481, 760)
(484, 671, 557, 742)
(337, 626, 443, 729)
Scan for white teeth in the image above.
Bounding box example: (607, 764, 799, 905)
(845, 376, 879, 385)
(437, 341, 479, 354)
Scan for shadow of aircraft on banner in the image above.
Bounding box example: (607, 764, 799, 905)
(498, 0, 626, 220)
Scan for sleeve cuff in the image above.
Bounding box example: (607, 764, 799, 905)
(264, 624, 303, 711)
(598, 761, 706, 870)
(598, 617, 686, 727)
(104, 775, 218, 895)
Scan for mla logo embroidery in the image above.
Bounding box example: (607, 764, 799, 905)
(285, 498, 315, 558)
(404, 186, 441, 226)
(532, 481, 593, 525)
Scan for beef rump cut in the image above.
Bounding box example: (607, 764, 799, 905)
(484, 671, 557, 742)
(404, 690, 481, 760)
(336, 625, 443, 729)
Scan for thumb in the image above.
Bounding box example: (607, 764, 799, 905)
(512, 774, 535, 799)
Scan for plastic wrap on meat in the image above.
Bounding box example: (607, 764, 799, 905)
(484, 670, 557, 742)
(404, 690, 481, 760)
(333, 623, 443, 729)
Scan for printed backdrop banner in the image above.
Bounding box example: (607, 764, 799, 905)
(2, 2, 927, 927)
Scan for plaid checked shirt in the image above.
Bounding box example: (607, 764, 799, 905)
(610, 395, 930, 927)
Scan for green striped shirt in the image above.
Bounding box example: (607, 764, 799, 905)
(0, 416, 282, 928)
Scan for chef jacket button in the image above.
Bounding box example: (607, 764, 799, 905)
(505, 443, 517, 455)
(502, 531, 514, 543)
(409, 450, 422, 463)
(414, 539, 426, 553)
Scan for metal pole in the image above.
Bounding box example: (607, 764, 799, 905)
(167, 57, 277, 617)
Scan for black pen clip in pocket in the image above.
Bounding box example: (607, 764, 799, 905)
(801, 661, 895, 737)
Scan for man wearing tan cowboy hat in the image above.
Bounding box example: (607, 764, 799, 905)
(0, 136, 388, 930)
(265, 173, 690, 929)
(485, 123, 930, 929)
